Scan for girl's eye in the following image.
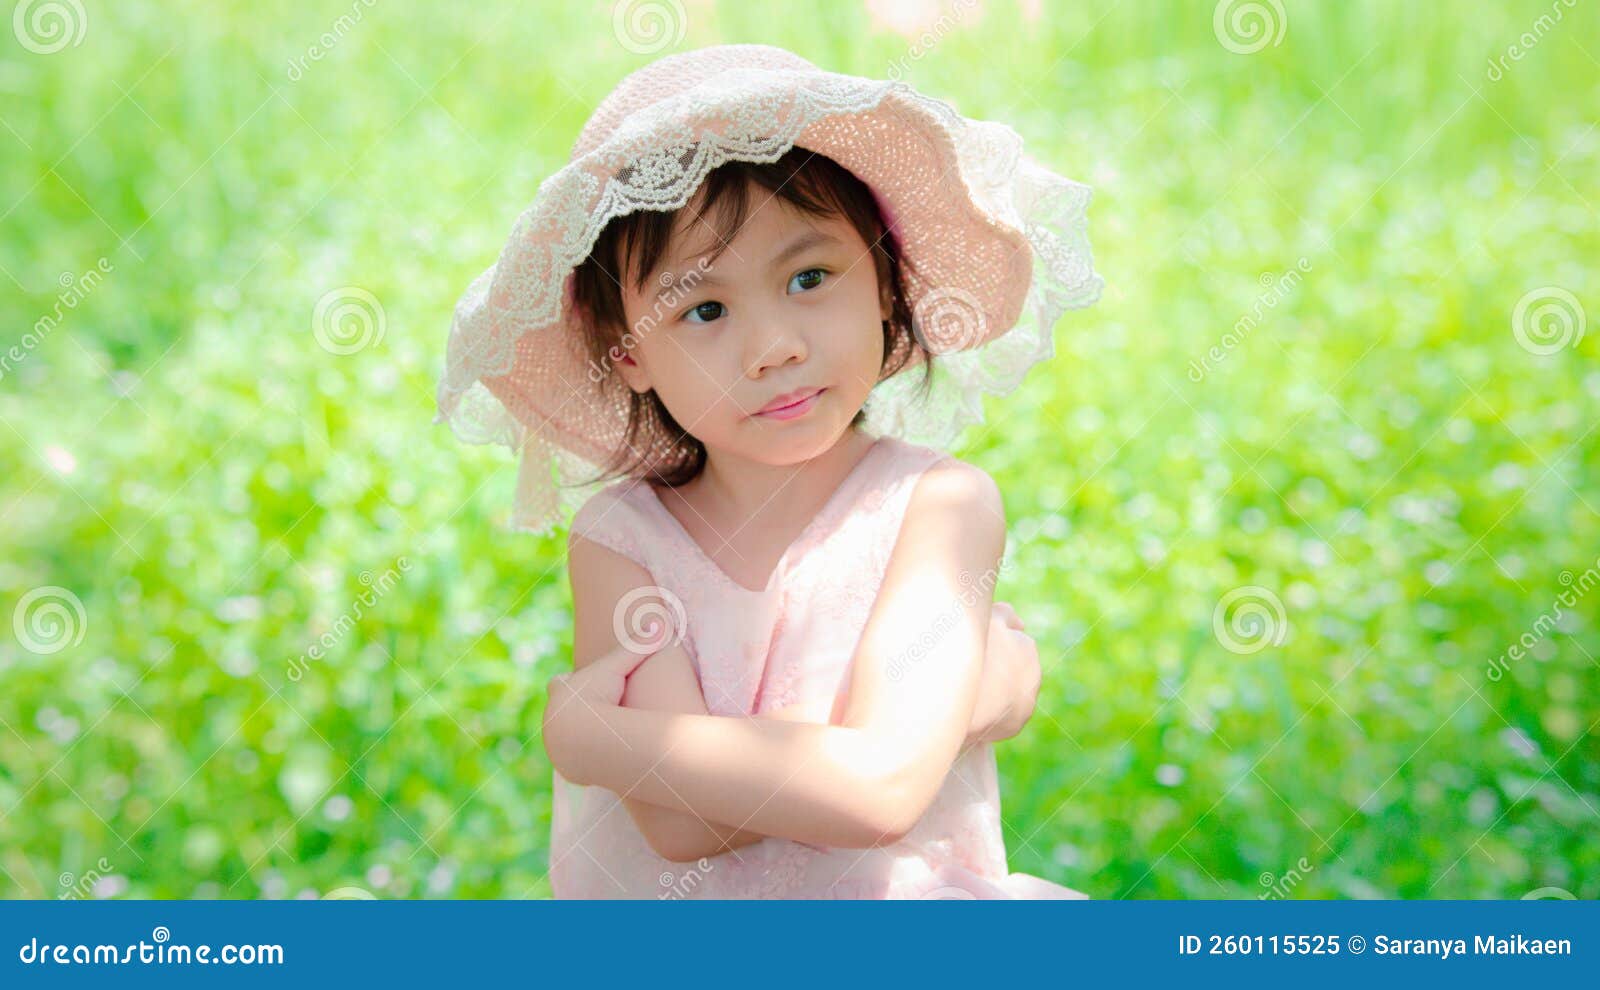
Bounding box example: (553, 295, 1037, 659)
(680, 270, 826, 323)
(682, 301, 725, 324)
(788, 268, 827, 294)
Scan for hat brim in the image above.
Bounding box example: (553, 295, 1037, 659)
(436, 53, 1102, 534)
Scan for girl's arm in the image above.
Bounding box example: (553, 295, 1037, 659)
(567, 533, 770, 863)
(570, 528, 1036, 862)
(545, 459, 1004, 848)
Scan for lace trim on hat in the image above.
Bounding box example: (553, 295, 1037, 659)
(437, 75, 1102, 535)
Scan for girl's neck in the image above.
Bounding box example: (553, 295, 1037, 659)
(686, 427, 878, 530)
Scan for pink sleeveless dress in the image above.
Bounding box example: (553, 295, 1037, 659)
(549, 432, 1087, 899)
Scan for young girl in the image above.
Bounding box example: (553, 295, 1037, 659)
(436, 44, 1102, 898)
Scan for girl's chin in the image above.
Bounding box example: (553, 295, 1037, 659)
(718, 421, 847, 463)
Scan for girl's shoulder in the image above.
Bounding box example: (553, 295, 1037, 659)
(874, 435, 986, 497)
(857, 439, 1006, 556)
(841, 435, 990, 536)
(566, 475, 658, 568)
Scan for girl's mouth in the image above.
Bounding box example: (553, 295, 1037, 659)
(754, 387, 826, 420)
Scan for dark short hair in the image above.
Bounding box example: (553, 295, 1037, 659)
(568, 145, 935, 488)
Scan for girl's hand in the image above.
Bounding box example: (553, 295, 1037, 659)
(964, 600, 1041, 747)
(549, 634, 665, 709)
(543, 638, 662, 784)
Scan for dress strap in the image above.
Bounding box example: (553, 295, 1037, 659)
(777, 436, 952, 578)
(855, 438, 953, 529)
(567, 482, 654, 571)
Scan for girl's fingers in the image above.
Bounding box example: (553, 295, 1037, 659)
(561, 641, 660, 705)
(993, 600, 1024, 631)
(599, 640, 659, 676)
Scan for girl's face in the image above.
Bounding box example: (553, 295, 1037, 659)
(612, 187, 890, 465)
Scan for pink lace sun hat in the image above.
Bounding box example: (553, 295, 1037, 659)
(435, 43, 1103, 535)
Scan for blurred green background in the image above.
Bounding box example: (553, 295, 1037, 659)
(2, 0, 1596, 900)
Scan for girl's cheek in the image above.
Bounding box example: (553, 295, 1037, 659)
(659, 362, 729, 419)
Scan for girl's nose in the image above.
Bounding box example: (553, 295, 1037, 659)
(743, 316, 808, 378)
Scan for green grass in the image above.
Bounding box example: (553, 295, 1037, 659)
(1, 0, 1596, 899)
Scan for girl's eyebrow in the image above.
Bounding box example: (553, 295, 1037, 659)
(766, 228, 841, 268)
(652, 229, 842, 301)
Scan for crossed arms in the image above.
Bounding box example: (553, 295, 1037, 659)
(543, 459, 1041, 861)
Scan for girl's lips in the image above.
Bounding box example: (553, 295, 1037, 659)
(755, 387, 825, 420)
